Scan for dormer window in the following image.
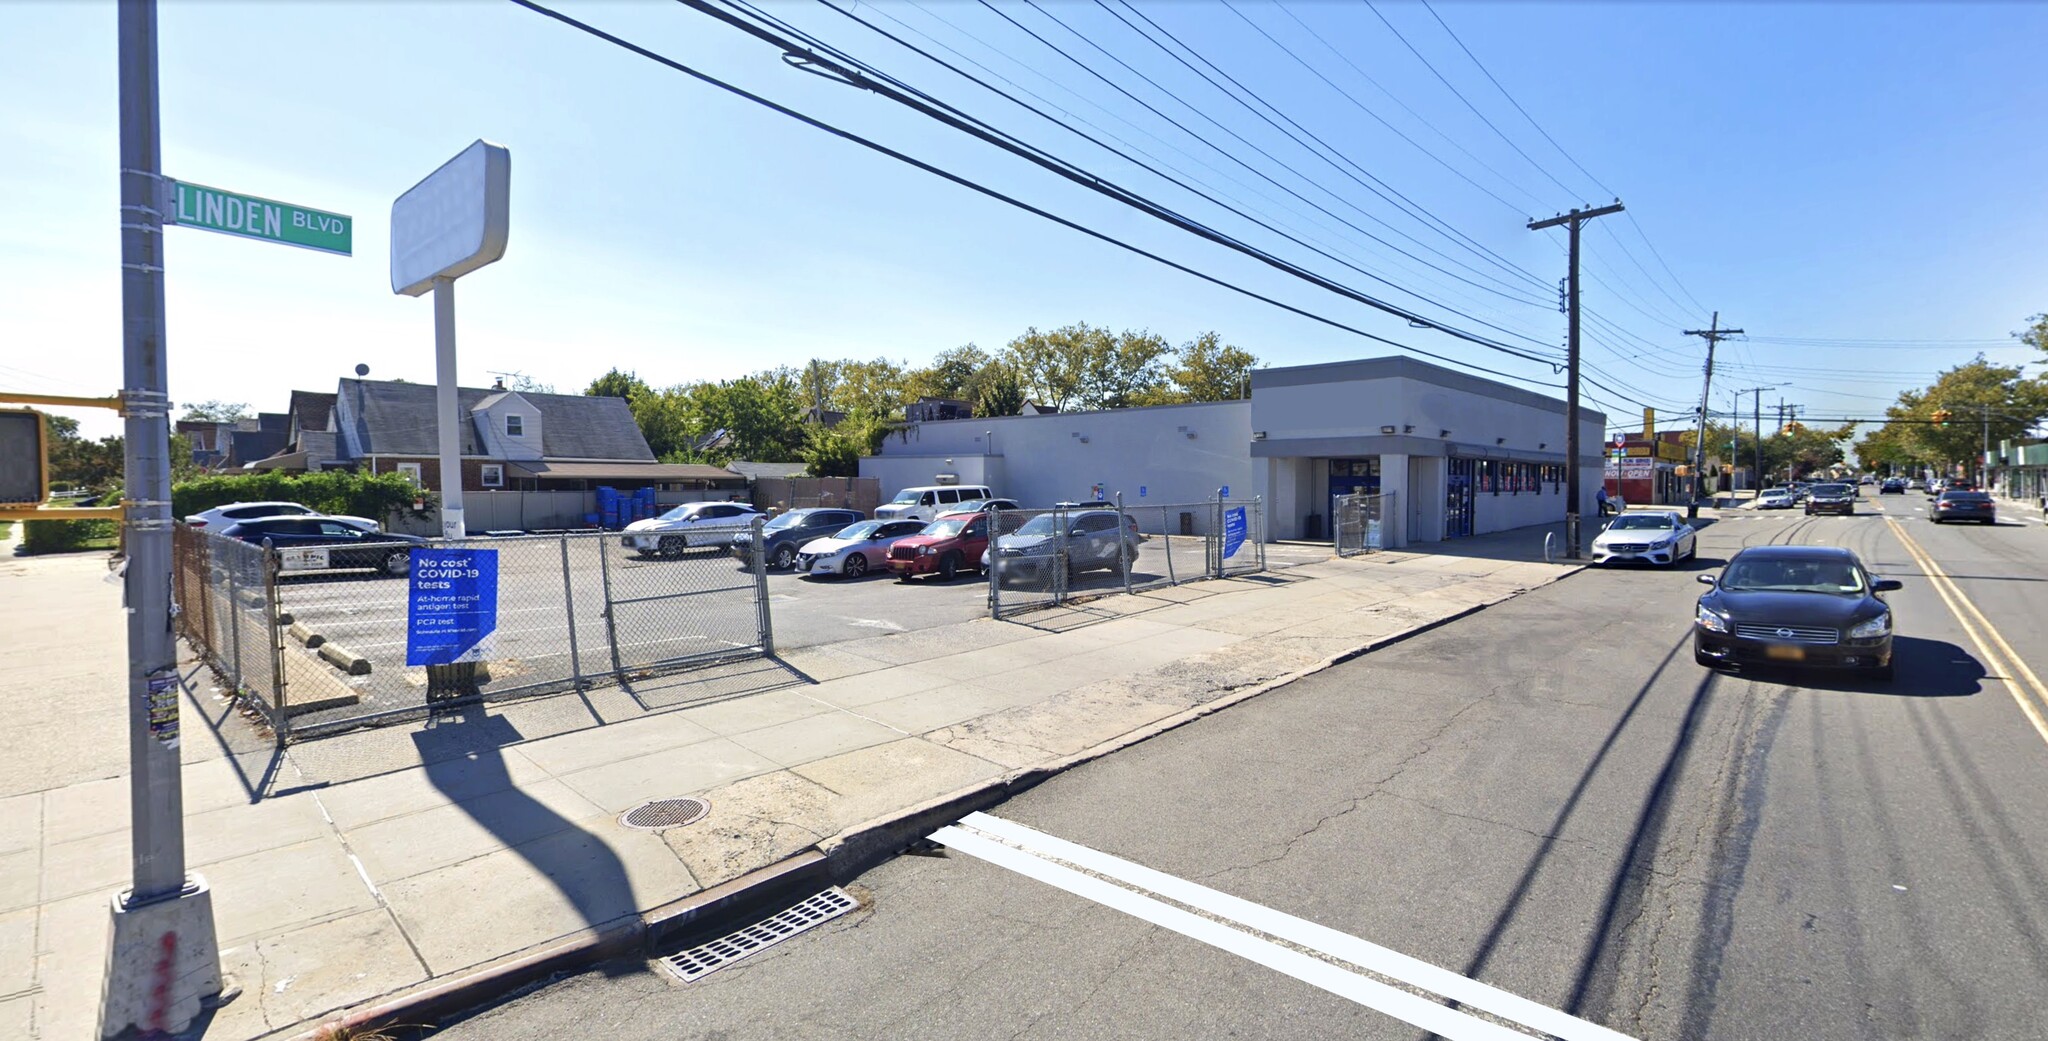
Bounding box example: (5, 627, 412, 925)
(506, 415, 524, 437)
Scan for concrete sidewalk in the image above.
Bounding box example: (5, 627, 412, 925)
(3, 536, 1579, 1040)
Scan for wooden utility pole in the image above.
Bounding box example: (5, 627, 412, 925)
(1682, 313, 1742, 518)
(1527, 201, 1624, 558)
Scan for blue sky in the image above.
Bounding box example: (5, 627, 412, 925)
(4, 0, 2044, 441)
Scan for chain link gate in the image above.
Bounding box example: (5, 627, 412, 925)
(987, 495, 1267, 618)
(1333, 491, 1395, 557)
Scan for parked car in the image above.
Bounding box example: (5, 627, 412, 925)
(1786, 482, 1811, 503)
(1051, 500, 1115, 510)
(794, 519, 929, 579)
(983, 509, 1146, 586)
(1880, 478, 1906, 494)
(1754, 489, 1796, 510)
(1694, 545, 1900, 680)
(186, 500, 381, 532)
(1591, 511, 1697, 566)
(218, 516, 428, 577)
(623, 501, 764, 557)
(1804, 483, 1858, 516)
(1905, 479, 1924, 491)
(729, 508, 864, 569)
(874, 485, 994, 524)
(1931, 490, 1995, 524)
(955, 498, 1021, 514)
(885, 510, 990, 581)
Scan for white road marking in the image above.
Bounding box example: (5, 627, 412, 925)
(938, 813, 1635, 1041)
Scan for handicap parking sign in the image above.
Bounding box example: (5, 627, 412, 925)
(1139, 485, 1147, 498)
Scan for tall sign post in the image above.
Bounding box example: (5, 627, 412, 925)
(390, 140, 511, 541)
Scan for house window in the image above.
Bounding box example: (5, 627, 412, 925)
(505, 415, 524, 437)
(395, 462, 423, 486)
(481, 464, 504, 488)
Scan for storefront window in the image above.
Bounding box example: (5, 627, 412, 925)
(1327, 459, 1380, 477)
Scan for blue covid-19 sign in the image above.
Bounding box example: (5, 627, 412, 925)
(406, 548, 499, 666)
(1222, 506, 1247, 559)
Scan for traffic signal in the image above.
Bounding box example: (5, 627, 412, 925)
(0, 408, 50, 507)
(1932, 408, 1952, 427)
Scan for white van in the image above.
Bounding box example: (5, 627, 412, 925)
(875, 484, 994, 523)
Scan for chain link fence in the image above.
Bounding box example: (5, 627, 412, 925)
(172, 518, 775, 740)
(987, 495, 1266, 619)
(1334, 491, 1397, 557)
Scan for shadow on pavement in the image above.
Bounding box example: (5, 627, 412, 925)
(415, 704, 641, 977)
(1718, 636, 1983, 698)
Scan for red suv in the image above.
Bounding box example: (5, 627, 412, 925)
(886, 511, 989, 582)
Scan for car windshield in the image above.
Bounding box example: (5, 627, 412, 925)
(1012, 515, 1060, 536)
(764, 512, 809, 531)
(890, 489, 921, 504)
(1720, 558, 1867, 595)
(1942, 492, 1990, 502)
(832, 521, 881, 540)
(1813, 484, 1850, 495)
(657, 504, 707, 521)
(1608, 515, 1675, 531)
(922, 517, 969, 537)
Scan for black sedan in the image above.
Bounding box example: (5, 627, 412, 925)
(1931, 490, 1995, 524)
(1694, 545, 1901, 680)
(219, 515, 430, 577)
(1804, 482, 1857, 515)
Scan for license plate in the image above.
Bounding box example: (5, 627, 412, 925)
(1765, 645, 1806, 662)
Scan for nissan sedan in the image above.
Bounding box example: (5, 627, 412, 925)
(1694, 545, 1901, 680)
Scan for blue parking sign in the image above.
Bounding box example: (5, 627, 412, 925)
(1222, 506, 1247, 559)
(1138, 485, 1147, 498)
(1220, 485, 1231, 498)
(406, 549, 499, 666)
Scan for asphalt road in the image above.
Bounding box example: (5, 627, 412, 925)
(429, 493, 2048, 1040)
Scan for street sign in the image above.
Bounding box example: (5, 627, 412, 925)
(1222, 506, 1247, 559)
(1219, 485, 1231, 498)
(405, 548, 499, 666)
(1138, 485, 1147, 498)
(391, 139, 511, 297)
(167, 180, 352, 255)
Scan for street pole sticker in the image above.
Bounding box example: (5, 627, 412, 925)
(1222, 505, 1247, 559)
(406, 549, 498, 666)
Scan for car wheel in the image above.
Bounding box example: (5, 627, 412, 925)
(382, 549, 410, 578)
(773, 544, 797, 569)
(659, 535, 687, 558)
(938, 552, 961, 582)
(844, 553, 867, 579)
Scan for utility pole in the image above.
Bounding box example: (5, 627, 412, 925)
(101, 1, 228, 1036)
(1728, 384, 1780, 494)
(1682, 313, 1743, 518)
(1528, 201, 1624, 558)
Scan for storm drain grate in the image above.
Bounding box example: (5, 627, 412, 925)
(658, 887, 859, 983)
(619, 797, 711, 831)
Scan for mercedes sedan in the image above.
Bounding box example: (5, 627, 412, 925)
(1694, 546, 1901, 680)
(1591, 511, 1697, 566)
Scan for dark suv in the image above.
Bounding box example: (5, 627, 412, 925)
(730, 508, 864, 569)
(218, 516, 429, 577)
(1804, 483, 1857, 516)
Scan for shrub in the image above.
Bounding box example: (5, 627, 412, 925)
(23, 518, 118, 554)
(171, 471, 435, 525)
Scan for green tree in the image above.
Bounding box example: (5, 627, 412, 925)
(974, 365, 1027, 418)
(584, 368, 651, 401)
(903, 344, 992, 403)
(1861, 355, 2048, 476)
(178, 399, 249, 423)
(1082, 329, 1171, 410)
(1141, 331, 1259, 405)
(833, 358, 909, 418)
(1001, 324, 1096, 412)
(800, 424, 865, 477)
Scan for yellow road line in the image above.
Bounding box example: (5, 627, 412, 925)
(1883, 514, 2048, 749)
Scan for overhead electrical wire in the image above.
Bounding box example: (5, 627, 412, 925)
(503, 0, 1566, 391)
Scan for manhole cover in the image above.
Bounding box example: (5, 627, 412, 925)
(619, 797, 710, 830)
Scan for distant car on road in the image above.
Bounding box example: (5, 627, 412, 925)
(623, 501, 764, 557)
(794, 519, 928, 579)
(186, 500, 381, 532)
(218, 516, 428, 578)
(886, 511, 990, 582)
(983, 509, 1145, 586)
(1591, 511, 1696, 566)
(1805, 483, 1858, 516)
(1931, 490, 1995, 524)
(1880, 478, 1906, 494)
(1755, 489, 1796, 510)
(730, 508, 864, 569)
(1905, 479, 1924, 491)
(1694, 545, 1901, 680)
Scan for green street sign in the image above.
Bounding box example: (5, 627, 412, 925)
(167, 180, 351, 256)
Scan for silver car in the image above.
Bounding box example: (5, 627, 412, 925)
(983, 509, 1144, 587)
(1592, 511, 1698, 566)
(793, 519, 928, 579)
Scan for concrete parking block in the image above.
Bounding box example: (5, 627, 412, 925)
(0, 792, 40, 856)
(512, 712, 722, 777)
(212, 908, 428, 1038)
(345, 778, 608, 882)
(674, 688, 835, 737)
(794, 738, 1006, 830)
(725, 711, 906, 768)
(380, 818, 696, 974)
(204, 837, 381, 947)
(555, 738, 779, 813)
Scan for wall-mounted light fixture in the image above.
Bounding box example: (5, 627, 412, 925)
(1079, 436, 1090, 444)
(1186, 431, 1198, 440)
(1380, 425, 1397, 435)
(1251, 431, 1267, 441)
(1439, 429, 1451, 438)
(1539, 442, 1548, 450)
(1403, 424, 1414, 434)
(1495, 437, 1506, 445)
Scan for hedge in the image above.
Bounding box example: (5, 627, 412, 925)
(172, 471, 435, 525)
(23, 518, 118, 554)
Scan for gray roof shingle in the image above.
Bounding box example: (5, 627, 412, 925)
(336, 379, 653, 461)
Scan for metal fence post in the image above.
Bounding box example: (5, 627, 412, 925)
(224, 542, 244, 693)
(987, 505, 1003, 619)
(558, 534, 583, 689)
(1255, 495, 1266, 573)
(264, 539, 286, 731)
(749, 514, 774, 655)
(597, 529, 623, 676)
(1115, 492, 1133, 596)
(1051, 506, 1067, 606)
(1212, 490, 1225, 580)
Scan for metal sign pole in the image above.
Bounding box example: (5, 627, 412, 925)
(433, 275, 465, 540)
(101, 1, 227, 1035)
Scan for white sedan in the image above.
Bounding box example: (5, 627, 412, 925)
(1592, 511, 1697, 566)
(1753, 489, 1796, 510)
(623, 501, 764, 557)
(185, 500, 381, 532)
(793, 519, 928, 579)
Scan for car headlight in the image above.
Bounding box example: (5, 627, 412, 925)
(1651, 537, 1673, 548)
(1848, 613, 1891, 639)
(1696, 604, 1730, 633)
(919, 545, 935, 556)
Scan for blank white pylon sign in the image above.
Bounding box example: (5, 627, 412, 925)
(391, 139, 510, 540)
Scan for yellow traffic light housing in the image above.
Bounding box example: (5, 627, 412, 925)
(0, 408, 49, 507)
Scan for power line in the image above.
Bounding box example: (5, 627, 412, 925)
(1417, 0, 1610, 199)
(505, 0, 1565, 392)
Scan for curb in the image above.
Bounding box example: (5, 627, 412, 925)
(288, 559, 1582, 1039)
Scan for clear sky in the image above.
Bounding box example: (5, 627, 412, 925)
(5, 0, 2045, 442)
